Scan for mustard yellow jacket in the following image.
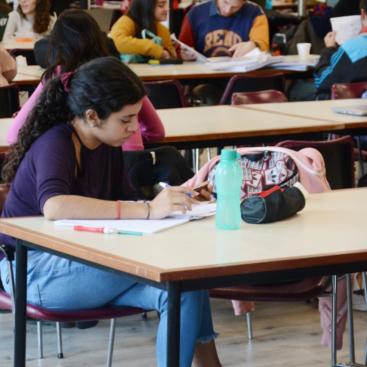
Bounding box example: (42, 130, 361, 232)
(110, 15, 176, 59)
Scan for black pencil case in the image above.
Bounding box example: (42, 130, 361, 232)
(240, 184, 306, 224)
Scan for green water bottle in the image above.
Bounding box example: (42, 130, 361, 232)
(215, 149, 243, 230)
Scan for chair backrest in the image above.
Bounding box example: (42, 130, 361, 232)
(231, 89, 288, 105)
(277, 136, 355, 190)
(331, 81, 367, 100)
(220, 73, 285, 105)
(144, 80, 188, 109)
(0, 84, 20, 118)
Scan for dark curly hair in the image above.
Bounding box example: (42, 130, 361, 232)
(2, 57, 146, 183)
(44, 9, 110, 80)
(18, 0, 52, 35)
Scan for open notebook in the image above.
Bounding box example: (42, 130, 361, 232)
(171, 34, 274, 71)
(54, 203, 216, 235)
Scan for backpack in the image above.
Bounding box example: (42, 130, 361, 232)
(185, 146, 331, 195)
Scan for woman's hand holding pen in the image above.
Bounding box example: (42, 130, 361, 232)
(149, 186, 196, 219)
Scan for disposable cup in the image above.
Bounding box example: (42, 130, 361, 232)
(297, 43, 311, 60)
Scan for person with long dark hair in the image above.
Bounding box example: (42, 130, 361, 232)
(2, 0, 56, 40)
(0, 56, 222, 367)
(7, 9, 165, 151)
(110, 0, 176, 60)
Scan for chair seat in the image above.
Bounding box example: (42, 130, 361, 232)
(0, 289, 144, 322)
(210, 277, 327, 302)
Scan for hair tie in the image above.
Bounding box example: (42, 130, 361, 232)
(60, 71, 74, 93)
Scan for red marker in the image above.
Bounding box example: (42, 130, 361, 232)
(74, 225, 106, 233)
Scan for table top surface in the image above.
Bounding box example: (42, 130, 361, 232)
(1, 189, 367, 283)
(1, 38, 36, 51)
(127, 56, 312, 81)
(0, 118, 12, 150)
(0, 102, 360, 149)
(242, 99, 367, 127)
(155, 105, 342, 144)
(13, 65, 44, 85)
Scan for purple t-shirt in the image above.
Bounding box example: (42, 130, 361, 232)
(1, 123, 136, 247)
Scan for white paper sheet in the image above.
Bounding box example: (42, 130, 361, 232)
(54, 203, 216, 234)
(330, 15, 361, 45)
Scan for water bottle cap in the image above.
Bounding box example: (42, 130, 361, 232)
(221, 149, 237, 161)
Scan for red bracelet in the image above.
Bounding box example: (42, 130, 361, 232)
(116, 200, 121, 219)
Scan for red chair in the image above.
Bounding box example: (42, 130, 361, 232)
(144, 79, 189, 109)
(231, 89, 288, 105)
(0, 183, 146, 366)
(330, 82, 367, 175)
(331, 81, 367, 100)
(219, 73, 285, 105)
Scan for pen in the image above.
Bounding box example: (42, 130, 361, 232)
(73, 225, 143, 236)
(158, 182, 193, 198)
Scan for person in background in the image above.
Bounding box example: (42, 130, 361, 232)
(2, 0, 56, 40)
(290, 0, 367, 101)
(7, 9, 165, 151)
(287, 0, 360, 55)
(0, 44, 16, 86)
(110, 0, 176, 60)
(0, 56, 222, 367)
(179, 0, 269, 60)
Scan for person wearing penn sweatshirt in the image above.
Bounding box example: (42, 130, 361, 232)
(179, 0, 269, 60)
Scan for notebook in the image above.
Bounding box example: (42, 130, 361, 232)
(170, 33, 264, 64)
(332, 104, 367, 116)
(54, 203, 216, 234)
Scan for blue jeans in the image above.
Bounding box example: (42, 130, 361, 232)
(0, 250, 216, 367)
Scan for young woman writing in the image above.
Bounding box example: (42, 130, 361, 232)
(0, 56, 221, 367)
(6, 9, 164, 151)
(110, 0, 176, 60)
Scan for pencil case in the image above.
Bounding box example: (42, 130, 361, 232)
(240, 183, 306, 224)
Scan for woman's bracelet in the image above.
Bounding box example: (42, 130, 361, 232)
(145, 202, 151, 220)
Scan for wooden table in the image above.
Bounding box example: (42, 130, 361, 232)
(13, 65, 43, 86)
(2, 188, 367, 366)
(0, 118, 12, 152)
(0, 39, 35, 51)
(153, 105, 361, 148)
(241, 98, 367, 128)
(128, 55, 315, 81)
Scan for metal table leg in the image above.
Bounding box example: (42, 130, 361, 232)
(14, 241, 27, 367)
(167, 282, 181, 367)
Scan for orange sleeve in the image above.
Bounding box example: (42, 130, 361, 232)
(249, 14, 269, 52)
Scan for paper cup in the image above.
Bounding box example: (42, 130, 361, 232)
(297, 43, 311, 60)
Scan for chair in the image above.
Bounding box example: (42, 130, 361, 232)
(277, 136, 355, 190)
(331, 81, 367, 175)
(143, 79, 188, 109)
(0, 84, 20, 118)
(331, 81, 367, 100)
(219, 73, 285, 105)
(231, 89, 288, 105)
(210, 275, 356, 366)
(0, 181, 146, 366)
